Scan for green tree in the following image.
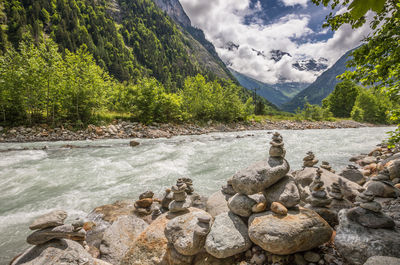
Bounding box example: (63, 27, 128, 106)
(312, 0, 400, 144)
(322, 80, 360, 118)
(351, 89, 390, 123)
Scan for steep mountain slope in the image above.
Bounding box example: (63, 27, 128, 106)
(282, 50, 353, 112)
(152, 0, 234, 81)
(230, 69, 308, 107)
(0, 0, 230, 88)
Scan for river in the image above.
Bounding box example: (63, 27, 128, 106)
(0, 126, 393, 263)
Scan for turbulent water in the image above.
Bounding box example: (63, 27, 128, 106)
(0, 126, 393, 263)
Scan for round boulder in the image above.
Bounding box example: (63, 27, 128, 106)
(248, 207, 333, 255)
(205, 212, 251, 258)
(227, 193, 257, 217)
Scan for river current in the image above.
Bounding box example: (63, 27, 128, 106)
(0, 126, 393, 263)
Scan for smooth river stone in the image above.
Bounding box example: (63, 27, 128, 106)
(231, 158, 290, 195)
(227, 193, 257, 217)
(205, 212, 251, 258)
(165, 209, 213, 256)
(263, 175, 300, 208)
(248, 207, 332, 255)
(29, 210, 67, 230)
(27, 224, 86, 245)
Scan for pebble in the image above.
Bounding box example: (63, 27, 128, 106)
(270, 201, 288, 215)
(294, 253, 308, 265)
(304, 251, 321, 263)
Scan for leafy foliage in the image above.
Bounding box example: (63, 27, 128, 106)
(322, 80, 360, 118)
(295, 102, 334, 121)
(312, 0, 400, 146)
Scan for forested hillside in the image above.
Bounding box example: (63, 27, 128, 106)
(0, 0, 231, 88)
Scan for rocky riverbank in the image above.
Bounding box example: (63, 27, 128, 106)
(9, 133, 400, 265)
(0, 119, 376, 143)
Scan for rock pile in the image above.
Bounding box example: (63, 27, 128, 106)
(321, 161, 335, 173)
(328, 180, 353, 213)
(26, 210, 86, 245)
(169, 182, 191, 213)
(303, 151, 318, 167)
(134, 190, 155, 216)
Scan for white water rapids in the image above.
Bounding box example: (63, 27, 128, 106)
(0, 126, 393, 263)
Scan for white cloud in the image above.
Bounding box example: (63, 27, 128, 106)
(280, 0, 308, 8)
(180, 0, 371, 84)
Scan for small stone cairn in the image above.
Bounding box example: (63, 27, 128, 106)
(346, 189, 395, 229)
(26, 210, 86, 245)
(134, 190, 155, 216)
(169, 181, 191, 213)
(321, 161, 335, 173)
(303, 151, 318, 168)
(307, 169, 332, 207)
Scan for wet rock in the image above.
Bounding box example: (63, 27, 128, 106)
(27, 224, 86, 245)
(11, 239, 97, 265)
(263, 175, 300, 208)
(248, 207, 332, 255)
(339, 165, 366, 185)
(29, 210, 67, 230)
(129, 140, 140, 147)
(363, 256, 400, 265)
(165, 209, 212, 256)
(99, 215, 148, 265)
(206, 191, 230, 217)
(227, 193, 257, 217)
(270, 201, 288, 215)
(205, 212, 251, 258)
(335, 209, 400, 265)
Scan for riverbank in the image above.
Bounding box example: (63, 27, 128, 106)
(0, 119, 378, 143)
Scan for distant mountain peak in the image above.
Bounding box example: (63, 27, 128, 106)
(225, 41, 240, 51)
(270, 50, 292, 62)
(152, 0, 191, 27)
(292, 58, 328, 72)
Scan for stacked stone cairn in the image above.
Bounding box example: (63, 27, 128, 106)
(366, 169, 400, 198)
(303, 151, 319, 167)
(346, 190, 395, 229)
(26, 210, 86, 245)
(305, 168, 337, 226)
(169, 181, 191, 213)
(328, 180, 353, 213)
(321, 161, 335, 173)
(134, 190, 155, 216)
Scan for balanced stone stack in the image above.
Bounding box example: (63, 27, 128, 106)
(169, 182, 191, 213)
(328, 180, 353, 212)
(26, 210, 86, 245)
(366, 169, 400, 198)
(347, 190, 395, 229)
(177, 177, 194, 194)
(303, 151, 318, 168)
(321, 161, 335, 173)
(134, 190, 155, 215)
(305, 168, 337, 226)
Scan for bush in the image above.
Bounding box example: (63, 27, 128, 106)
(322, 80, 360, 118)
(351, 89, 390, 124)
(296, 102, 334, 121)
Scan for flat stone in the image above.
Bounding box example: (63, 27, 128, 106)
(305, 205, 338, 227)
(91, 200, 135, 223)
(29, 210, 67, 230)
(165, 209, 212, 256)
(360, 201, 382, 212)
(263, 175, 300, 208)
(135, 198, 153, 208)
(11, 239, 97, 265)
(227, 193, 257, 217)
(340, 167, 366, 185)
(99, 215, 148, 265)
(335, 209, 400, 265)
(169, 199, 191, 213)
(139, 190, 154, 199)
(205, 212, 251, 258)
(27, 224, 86, 245)
(346, 207, 395, 229)
(231, 158, 290, 195)
(270, 202, 288, 215)
(248, 207, 332, 255)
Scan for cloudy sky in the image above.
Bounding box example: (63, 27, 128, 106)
(180, 0, 372, 84)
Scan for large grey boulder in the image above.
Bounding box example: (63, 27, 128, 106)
(231, 158, 290, 195)
(295, 167, 363, 201)
(366, 181, 400, 198)
(205, 212, 251, 258)
(248, 207, 332, 255)
(29, 210, 67, 230)
(11, 239, 103, 265)
(206, 191, 230, 217)
(339, 166, 366, 185)
(346, 207, 395, 229)
(335, 209, 400, 265)
(263, 175, 300, 208)
(165, 209, 212, 256)
(99, 215, 148, 265)
(26, 224, 86, 245)
(363, 256, 400, 265)
(227, 193, 257, 217)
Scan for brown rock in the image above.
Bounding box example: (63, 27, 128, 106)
(252, 202, 267, 213)
(29, 210, 67, 230)
(92, 200, 135, 223)
(27, 225, 86, 245)
(270, 202, 288, 215)
(135, 198, 153, 208)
